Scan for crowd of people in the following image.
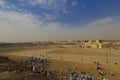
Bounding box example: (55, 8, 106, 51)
(94, 62, 107, 80)
(1, 56, 119, 80)
(59, 61, 119, 80)
(17, 57, 120, 80)
(69, 70, 96, 80)
(18, 56, 52, 75)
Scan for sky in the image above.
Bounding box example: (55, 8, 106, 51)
(0, 0, 120, 42)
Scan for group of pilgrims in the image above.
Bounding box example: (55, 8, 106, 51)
(0, 55, 120, 80)
(16, 56, 119, 80)
(18, 56, 51, 75)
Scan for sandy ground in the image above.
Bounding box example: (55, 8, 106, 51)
(1, 55, 120, 80)
(4, 47, 120, 65)
(1, 47, 120, 80)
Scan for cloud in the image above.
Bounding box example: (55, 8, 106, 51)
(0, 10, 120, 42)
(43, 13, 57, 21)
(0, 11, 42, 25)
(0, 0, 17, 10)
(0, 10, 43, 42)
(71, 0, 78, 6)
(29, 0, 65, 9)
(28, 0, 67, 14)
(0, 0, 5, 7)
(82, 17, 120, 40)
(89, 17, 113, 25)
(29, 0, 44, 6)
(0, 1, 120, 42)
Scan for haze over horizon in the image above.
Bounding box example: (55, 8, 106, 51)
(0, 0, 120, 42)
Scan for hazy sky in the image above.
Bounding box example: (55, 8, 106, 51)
(0, 0, 120, 42)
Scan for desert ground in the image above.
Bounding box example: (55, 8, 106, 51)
(0, 45, 120, 80)
(4, 47, 120, 64)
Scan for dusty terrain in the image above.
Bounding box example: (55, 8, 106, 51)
(0, 45, 120, 80)
(0, 55, 120, 80)
(4, 47, 120, 64)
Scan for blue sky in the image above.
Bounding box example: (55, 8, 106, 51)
(0, 0, 120, 42)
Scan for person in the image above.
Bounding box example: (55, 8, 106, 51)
(95, 65, 101, 70)
(32, 65, 36, 72)
(105, 78, 108, 80)
(92, 77, 96, 80)
(110, 72, 115, 76)
(47, 71, 50, 76)
(103, 77, 106, 80)
(80, 70, 86, 74)
(64, 75, 67, 80)
(117, 77, 120, 80)
(70, 74, 72, 80)
(103, 77, 108, 80)
(98, 70, 104, 76)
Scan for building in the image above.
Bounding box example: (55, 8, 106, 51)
(83, 40, 103, 48)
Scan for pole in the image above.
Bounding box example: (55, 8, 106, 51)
(109, 47, 111, 54)
(46, 49, 47, 58)
(80, 42, 83, 62)
(61, 52, 63, 60)
(34, 49, 35, 58)
(25, 47, 26, 56)
(81, 47, 83, 61)
(61, 50, 63, 60)
(106, 52, 108, 64)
